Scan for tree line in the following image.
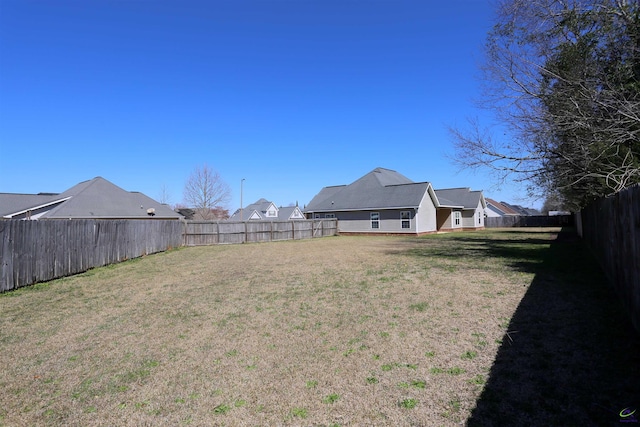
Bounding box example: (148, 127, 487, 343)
(451, 0, 640, 211)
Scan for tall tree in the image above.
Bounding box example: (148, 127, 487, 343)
(451, 0, 640, 210)
(183, 164, 231, 220)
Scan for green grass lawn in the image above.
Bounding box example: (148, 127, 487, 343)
(0, 228, 638, 426)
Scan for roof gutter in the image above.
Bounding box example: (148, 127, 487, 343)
(436, 204, 465, 209)
(306, 205, 421, 213)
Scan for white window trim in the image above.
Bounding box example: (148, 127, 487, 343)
(371, 212, 380, 229)
(453, 211, 461, 226)
(401, 211, 411, 229)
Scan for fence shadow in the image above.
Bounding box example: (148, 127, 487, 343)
(466, 228, 640, 426)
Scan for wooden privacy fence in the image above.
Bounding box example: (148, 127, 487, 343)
(183, 219, 338, 246)
(0, 219, 337, 292)
(485, 215, 574, 228)
(577, 183, 640, 334)
(0, 219, 183, 292)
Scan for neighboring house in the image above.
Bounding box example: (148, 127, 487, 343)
(503, 203, 540, 216)
(485, 198, 540, 217)
(485, 198, 520, 218)
(304, 167, 485, 235)
(0, 177, 182, 220)
(228, 198, 306, 221)
(434, 187, 486, 231)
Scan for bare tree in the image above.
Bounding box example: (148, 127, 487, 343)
(183, 164, 231, 220)
(450, 0, 640, 209)
(157, 184, 173, 206)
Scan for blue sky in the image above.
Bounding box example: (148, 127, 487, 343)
(0, 0, 540, 211)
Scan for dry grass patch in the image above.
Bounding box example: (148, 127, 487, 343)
(1, 229, 637, 426)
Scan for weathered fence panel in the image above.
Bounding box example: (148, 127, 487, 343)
(578, 183, 640, 334)
(1, 218, 338, 293)
(0, 219, 183, 292)
(272, 221, 293, 240)
(246, 221, 273, 243)
(485, 215, 574, 228)
(182, 219, 338, 246)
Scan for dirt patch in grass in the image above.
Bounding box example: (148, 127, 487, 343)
(0, 228, 637, 426)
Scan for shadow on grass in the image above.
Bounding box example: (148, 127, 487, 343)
(463, 228, 640, 426)
(392, 228, 640, 425)
(402, 231, 554, 273)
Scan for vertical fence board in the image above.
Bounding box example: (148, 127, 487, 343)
(485, 215, 574, 228)
(579, 183, 640, 334)
(1, 218, 337, 292)
(0, 221, 12, 292)
(0, 219, 183, 292)
(182, 219, 337, 246)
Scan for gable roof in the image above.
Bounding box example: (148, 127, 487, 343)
(230, 198, 273, 221)
(1, 177, 182, 219)
(305, 167, 434, 212)
(500, 202, 540, 216)
(278, 205, 305, 220)
(246, 198, 275, 215)
(434, 188, 486, 209)
(485, 198, 520, 216)
(229, 198, 304, 221)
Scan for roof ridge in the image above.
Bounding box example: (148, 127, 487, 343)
(386, 181, 430, 187)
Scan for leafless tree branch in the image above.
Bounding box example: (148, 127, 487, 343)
(183, 164, 231, 220)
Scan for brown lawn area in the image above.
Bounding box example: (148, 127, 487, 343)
(1, 228, 638, 426)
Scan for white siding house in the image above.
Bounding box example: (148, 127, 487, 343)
(229, 198, 305, 221)
(304, 168, 485, 234)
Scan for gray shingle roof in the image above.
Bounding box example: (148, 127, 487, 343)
(45, 177, 181, 219)
(230, 198, 304, 221)
(305, 167, 432, 212)
(1, 177, 182, 219)
(485, 198, 519, 215)
(305, 168, 487, 214)
(244, 198, 272, 214)
(0, 193, 64, 217)
(434, 188, 485, 209)
(230, 198, 272, 221)
(277, 206, 305, 220)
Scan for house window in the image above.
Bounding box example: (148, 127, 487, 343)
(401, 211, 411, 229)
(314, 214, 321, 219)
(371, 212, 380, 229)
(454, 211, 461, 226)
(325, 213, 336, 219)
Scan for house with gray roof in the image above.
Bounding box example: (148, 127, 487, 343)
(304, 167, 485, 234)
(228, 198, 305, 221)
(0, 177, 182, 220)
(485, 198, 520, 218)
(434, 188, 486, 231)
